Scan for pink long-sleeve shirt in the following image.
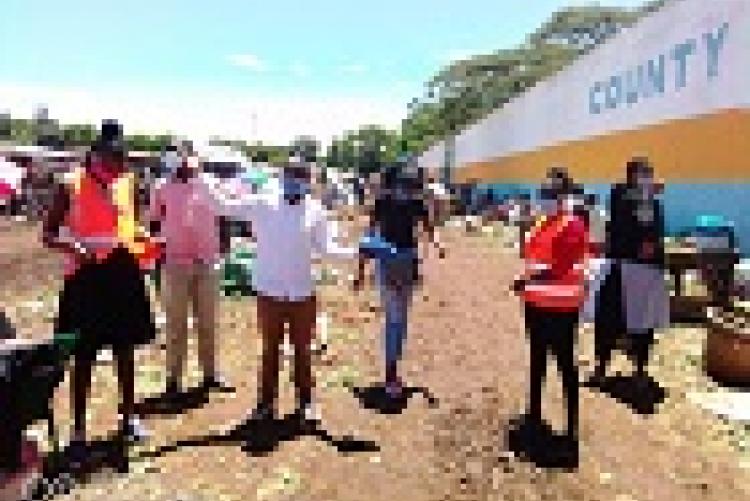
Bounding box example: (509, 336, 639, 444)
(148, 177, 222, 267)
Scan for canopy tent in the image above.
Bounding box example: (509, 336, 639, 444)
(0, 159, 24, 200)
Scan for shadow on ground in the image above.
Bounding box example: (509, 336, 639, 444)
(133, 383, 235, 418)
(584, 373, 667, 415)
(506, 414, 579, 471)
(352, 384, 439, 415)
(28, 412, 379, 500)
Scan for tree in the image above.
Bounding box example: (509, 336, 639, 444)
(326, 125, 400, 179)
(61, 124, 97, 147)
(0, 112, 10, 139)
(125, 133, 176, 153)
(402, 4, 652, 155)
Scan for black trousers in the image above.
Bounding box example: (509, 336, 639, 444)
(524, 303, 579, 437)
(0, 390, 22, 473)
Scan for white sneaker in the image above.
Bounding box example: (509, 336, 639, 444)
(125, 417, 150, 443)
(296, 401, 321, 424)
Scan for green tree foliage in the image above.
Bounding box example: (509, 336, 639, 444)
(61, 124, 97, 147)
(0, 112, 11, 139)
(402, 3, 659, 155)
(5, 118, 36, 145)
(326, 125, 400, 178)
(125, 133, 176, 152)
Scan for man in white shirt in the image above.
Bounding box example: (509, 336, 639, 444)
(222, 157, 358, 424)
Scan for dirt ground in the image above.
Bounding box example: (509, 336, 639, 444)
(2, 215, 750, 501)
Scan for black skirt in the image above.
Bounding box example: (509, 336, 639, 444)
(55, 246, 156, 353)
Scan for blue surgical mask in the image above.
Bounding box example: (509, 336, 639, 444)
(283, 177, 310, 202)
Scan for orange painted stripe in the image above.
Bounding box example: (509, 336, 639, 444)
(456, 108, 750, 184)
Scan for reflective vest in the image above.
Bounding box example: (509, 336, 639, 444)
(522, 214, 588, 311)
(66, 167, 160, 271)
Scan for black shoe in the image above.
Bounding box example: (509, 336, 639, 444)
(165, 380, 181, 396)
(111, 444, 130, 474)
(65, 439, 89, 472)
(585, 372, 607, 388)
(557, 434, 579, 469)
(249, 403, 275, 422)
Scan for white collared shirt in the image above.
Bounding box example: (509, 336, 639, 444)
(218, 182, 357, 300)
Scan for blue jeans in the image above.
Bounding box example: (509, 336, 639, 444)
(376, 250, 417, 368)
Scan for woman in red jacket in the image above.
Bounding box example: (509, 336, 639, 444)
(513, 185, 589, 463)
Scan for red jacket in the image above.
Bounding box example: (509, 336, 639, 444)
(522, 214, 589, 311)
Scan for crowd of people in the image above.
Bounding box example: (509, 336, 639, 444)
(1, 119, 675, 496)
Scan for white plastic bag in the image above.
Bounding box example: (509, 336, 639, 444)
(581, 258, 612, 323)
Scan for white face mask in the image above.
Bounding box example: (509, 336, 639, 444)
(561, 196, 580, 214)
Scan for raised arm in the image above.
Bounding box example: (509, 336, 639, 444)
(312, 205, 358, 260)
(209, 179, 263, 222)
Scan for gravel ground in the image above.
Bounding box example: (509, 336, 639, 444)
(1, 216, 749, 501)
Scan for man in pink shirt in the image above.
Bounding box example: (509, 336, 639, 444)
(147, 144, 228, 396)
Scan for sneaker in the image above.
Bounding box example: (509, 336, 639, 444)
(65, 439, 89, 471)
(123, 417, 150, 444)
(294, 401, 321, 427)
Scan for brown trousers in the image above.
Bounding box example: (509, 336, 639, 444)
(255, 294, 317, 408)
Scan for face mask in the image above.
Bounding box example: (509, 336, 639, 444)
(162, 152, 181, 177)
(538, 198, 557, 214)
(176, 156, 199, 181)
(283, 177, 310, 203)
(560, 196, 580, 215)
(639, 176, 655, 195)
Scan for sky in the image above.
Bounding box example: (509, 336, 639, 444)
(0, 0, 647, 145)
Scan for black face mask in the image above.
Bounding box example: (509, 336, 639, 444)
(282, 176, 310, 204)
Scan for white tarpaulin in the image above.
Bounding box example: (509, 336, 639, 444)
(0, 159, 23, 190)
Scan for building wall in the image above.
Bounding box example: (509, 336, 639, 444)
(453, 0, 749, 183)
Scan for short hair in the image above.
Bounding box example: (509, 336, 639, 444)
(283, 158, 311, 179)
